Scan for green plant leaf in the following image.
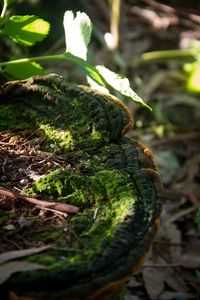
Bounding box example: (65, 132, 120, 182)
(0, 16, 8, 26)
(96, 65, 152, 110)
(3, 15, 50, 46)
(5, 0, 16, 6)
(63, 11, 92, 60)
(64, 53, 105, 86)
(4, 61, 44, 79)
(87, 75, 109, 93)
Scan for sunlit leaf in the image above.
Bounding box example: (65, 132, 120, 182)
(4, 61, 44, 79)
(96, 65, 152, 110)
(87, 75, 109, 93)
(63, 11, 92, 60)
(3, 15, 50, 46)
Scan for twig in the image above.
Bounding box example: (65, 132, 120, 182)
(36, 205, 68, 218)
(143, 263, 180, 268)
(141, 0, 200, 23)
(0, 187, 79, 214)
(165, 205, 197, 226)
(67, 227, 84, 248)
(154, 241, 200, 248)
(150, 132, 200, 147)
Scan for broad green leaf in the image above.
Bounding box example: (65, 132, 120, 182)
(4, 61, 44, 79)
(0, 16, 8, 26)
(3, 15, 50, 46)
(96, 65, 152, 110)
(5, 0, 16, 6)
(64, 53, 105, 86)
(63, 11, 92, 60)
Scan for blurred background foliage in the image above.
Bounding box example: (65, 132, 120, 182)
(0, 0, 200, 299)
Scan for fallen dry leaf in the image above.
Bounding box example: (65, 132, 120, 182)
(0, 245, 51, 264)
(158, 290, 195, 300)
(0, 261, 47, 284)
(180, 250, 200, 268)
(142, 256, 169, 299)
(125, 295, 141, 300)
(165, 269, 188, 293)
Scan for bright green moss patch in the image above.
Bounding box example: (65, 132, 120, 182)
(23, 167, 156, 267)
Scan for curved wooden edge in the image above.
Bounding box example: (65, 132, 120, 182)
(129, 139, 158, 171)
(78, 85, 134, 135)
(88, 217, 161, 300)
(140, 168, 163, 195)
(7, 217, 161, 300)
(104, 92, 134, 135)
(87, 255, 147, 300)
(1, 75, 134, 138)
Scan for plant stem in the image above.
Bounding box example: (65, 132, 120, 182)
(140, 49, 196, 62)
(1, 0, 7, 17)
(132, 48, 197, 68)
(110, 0, 121, 50)
(0, 52, 106, 86)
(0, 54, 64, 67)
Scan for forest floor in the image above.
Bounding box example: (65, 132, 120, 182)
(90, 1, 200, 299)
(0, 1, 200, 299)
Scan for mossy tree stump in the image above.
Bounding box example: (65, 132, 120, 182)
(0, 75, 162, 300)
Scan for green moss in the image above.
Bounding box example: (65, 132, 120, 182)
(24, 168, 142, 265)
(27, 255, 57, 266)
(39, 124, 75, 152)
(0, 105, 37, 130)
(30, 229, 63, 241)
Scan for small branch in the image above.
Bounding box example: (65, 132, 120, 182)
(133, 48, 196, 67)
(110, 0, 121, 50)
(150, 132, 200, 147)
(0, 187, 79, 214)
(143, 263, 181, 268)
(165, 205, 197, 226)
(36, 205, 68, 217)
(0, 54, 64, 67)
(141, 49, 196, 61)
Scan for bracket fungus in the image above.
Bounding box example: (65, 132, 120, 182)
(0, 75, 162, 300)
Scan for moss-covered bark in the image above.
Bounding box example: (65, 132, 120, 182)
(0, 75, 162, 300)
